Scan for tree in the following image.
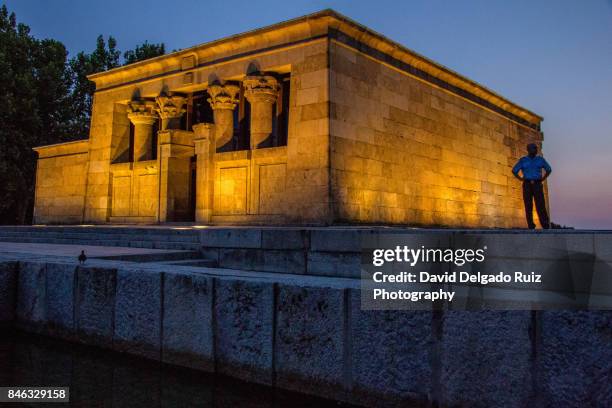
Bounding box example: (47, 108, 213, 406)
(69, 35, 120, 138)
(123, 41, 165, 65)
(0, 5, 74, 224)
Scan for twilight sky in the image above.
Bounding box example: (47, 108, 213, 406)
(5, 0, 612, 229)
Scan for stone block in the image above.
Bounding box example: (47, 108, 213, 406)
(275, 284, 345, 400)
(440, 311, 533, 407)
(16, 261, 47, 332)
(0, 261, 17, 324)
(350, 289, 432, 406)
(114, 268, 162, 360)
(538, 311, 612, 407)
(218, 248, 262, 271)
(214, 278, 274, 385)
(310, 230, 361, 252)
(263, 249, 306, 274)
(307, 251, 360, 278)
(261, 229, 309, 250)
(595, 233, 612, 262)
(219, 248, 305, 274)
(162, 272, 213, 371)
(296, 87, 320, 106)
(45, 263, 77, 338)
(200, 229, 261, 248)
(76, 266, 116, 347)
(200, 247, 219, 263)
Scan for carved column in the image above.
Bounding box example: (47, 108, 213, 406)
(155, 94, 186, 131)
(243, 75, 279, 149)
(207, 83, 240, 151)
(193, 123, 215, 222)
(127, 100, 158, 162)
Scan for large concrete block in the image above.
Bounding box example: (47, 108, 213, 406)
(0, 261, 18, 324)
(114, 268, 162, 360)
(16, 261, 47, 332)
(45, 263, 77, 338)
(307, 251, 360, 278)
(162, 272, 213, 371)
(76, 266, 117, 347)
(219, 248, 305, 274)
(275, 284, 345, 400)
(538, 311, 612, 407)
(350, 289, 433, 406)
(595, 234, 612, 262)
(310, 230, 361, 252)
(214, 278, 274, 384)
(440, 311, 533, 407)
(263, 250, 306, 274)
(261, 229, 309, 250)
(200, 229, 261, 248)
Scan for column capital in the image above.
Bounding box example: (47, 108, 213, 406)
(127, 100, 158, 126)
(155, 94, 187, 130)
(243, 75, 279, 104)
(207, 83, 240, 110)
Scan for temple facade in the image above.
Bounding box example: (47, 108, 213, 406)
(33, 10, 546, 228)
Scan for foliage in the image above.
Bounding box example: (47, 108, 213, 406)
(123, 41, 165, 65)
(0, 5, 73, 223)
(69, 35, 121, 138)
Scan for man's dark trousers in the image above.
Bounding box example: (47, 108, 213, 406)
(523, 180, 550, 229)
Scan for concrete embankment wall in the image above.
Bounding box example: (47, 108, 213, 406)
(0, 257, 611, 407)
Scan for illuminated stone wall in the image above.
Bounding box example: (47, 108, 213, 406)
(329, 42, 544, 228)
(33, 141, 89, 224)
(109, 161, 159, 222)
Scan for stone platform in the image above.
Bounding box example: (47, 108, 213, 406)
(0, 226, 611, 407)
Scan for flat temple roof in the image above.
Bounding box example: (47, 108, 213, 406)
(87, 9, 543, 127)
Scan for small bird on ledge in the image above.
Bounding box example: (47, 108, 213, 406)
(78, 250, 87, 264)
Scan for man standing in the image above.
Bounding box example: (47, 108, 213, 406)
(512, 143, 552, 229)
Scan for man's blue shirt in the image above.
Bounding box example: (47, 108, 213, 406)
(512, 156, 552, 181)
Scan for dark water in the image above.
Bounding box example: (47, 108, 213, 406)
(0, 331, 352, 407)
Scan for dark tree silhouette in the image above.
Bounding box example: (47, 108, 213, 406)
(123, 41, 165, 65)
(0, 5, 73, 224)
(69, 35, 121, 139)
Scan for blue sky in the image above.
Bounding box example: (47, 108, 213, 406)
(5, 0, 612, 228)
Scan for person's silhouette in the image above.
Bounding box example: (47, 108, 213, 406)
(78, 250, 87, 264)
(512, 143, 552, 229)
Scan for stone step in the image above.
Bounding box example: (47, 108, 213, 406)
(0, 227, 201, 238)
(0, 237, 201, 251)
(0, 231, 200, 242)
(155, 258, 219, 268)
(94, 251, 203, 263)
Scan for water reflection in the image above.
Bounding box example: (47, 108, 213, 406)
(0, 331, 351, 407)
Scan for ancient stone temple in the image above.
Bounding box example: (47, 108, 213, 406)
(33, 9, 545, 228)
